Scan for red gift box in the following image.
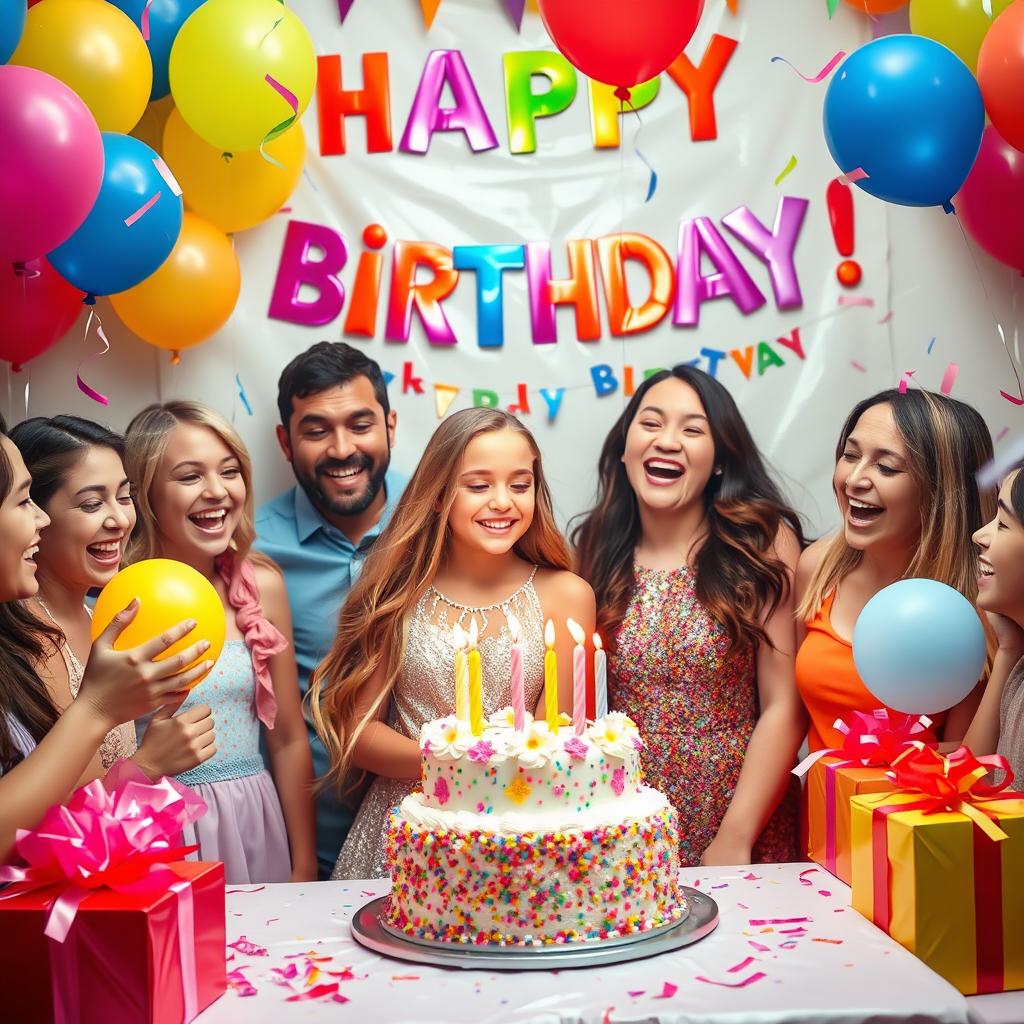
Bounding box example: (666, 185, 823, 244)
(0, 860, 226, 1023)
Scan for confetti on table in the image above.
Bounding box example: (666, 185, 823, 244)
(226, 886, 266, 894)
(328, 968, 356, 980)
(226, 967, 257, 997)
(927, 336, 936, 354)
(697, 971, 767, 988)
(286, 983, 340, 1002)
(392, 975, 421, 980)
(779, 926, 808, 935)
(774, 155, 798, 186)
(779, 940, 800, 949)
(838, 295, 875, 308)
(653, 982, 679, 999)
(628, 990, 646, 998)
(940, 361, 959, 395)
(771, 51, 846, 83)
(711, 884, 729, 890)
(265, 917, 279, 926)
(851, 360, 867, 372)
(818, 890, 832, 897)
(742, 872, 761, 881)
(601, 1008, 615, 1024)
(813, 937, 844, 944)
(736, 902, 749, 910)
(837, 167, 868, 186)
(228, 936, 268, 957)
(798, 868, 819, 886)
(748, 940, 771, 952)
(750, 916, 811, 926)
(729, 956, 757, 973)
(361, 890, 377, 898)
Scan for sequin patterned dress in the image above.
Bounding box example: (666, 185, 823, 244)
(331, 569, 546, 879)
(609, 564, 798, 866)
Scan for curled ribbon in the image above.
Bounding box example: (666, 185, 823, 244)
(794, 708, 934, 777)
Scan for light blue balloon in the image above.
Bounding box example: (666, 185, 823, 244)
(852, 578, 986, 715)
(0, 0, 27, 65)
(109, 0, 205, 100)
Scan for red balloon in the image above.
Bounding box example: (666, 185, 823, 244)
(538, 0, 705, 91)
(978, 1, 1024, 153)
(0, 258, 84, 368)
(956, 125, 1024, 274)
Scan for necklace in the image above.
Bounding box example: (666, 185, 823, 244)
(35, 598, 86, 694)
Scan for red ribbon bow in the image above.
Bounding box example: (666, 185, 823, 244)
(834, 709, 934, 766)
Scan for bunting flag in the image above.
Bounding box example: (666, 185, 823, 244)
(338, 0, 528, 28)
(419, 0, 443, 29)
(337, 0, 356, 22)
(502, 0, 527, 30)
(435, 383, 460, 418)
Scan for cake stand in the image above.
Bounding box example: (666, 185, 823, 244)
(350, 886, 718, 971)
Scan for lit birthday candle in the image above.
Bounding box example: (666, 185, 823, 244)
(566, 618, 587, 736)
(594, 633, 608, 719)
(507, 611, 525, 732)
(453, 622, 469, 731)
(544, 618, 558, 732)
(468, 616, 483, 737)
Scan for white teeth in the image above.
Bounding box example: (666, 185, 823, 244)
(90, 542, 120, 553)
(648, 460, 682, 471)
(191, 510, 226, 521)
(979, 564, 994, 577)
(849, 499, 881, 510)
(480, 520, 512, 530)
(325, 466, 362, 479)
(24, 546, 38, 560)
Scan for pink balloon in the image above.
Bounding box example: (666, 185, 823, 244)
(0, 66, 104, 264)
(956, 125, 1024, 274)
(0, 258, 85, 368)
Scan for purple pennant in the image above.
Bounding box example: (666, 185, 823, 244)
(502, 0, 526, 30)
(337, 0, 356, 22)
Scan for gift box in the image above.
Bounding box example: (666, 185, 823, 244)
(0, 763, 226, 1023)
(850, 746, 1024, 995)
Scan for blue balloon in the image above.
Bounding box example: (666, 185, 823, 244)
(0, 0, 27, 65)
(852, 579, 986, 716)
(823, 35, 984, 210)
(48, 133, 183, 298)
(109, 0, 205, 100)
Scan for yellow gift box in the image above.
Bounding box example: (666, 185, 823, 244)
(851, 788, 1024, 995)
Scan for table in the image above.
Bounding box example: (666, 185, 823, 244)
(196, 863, 1020, 1023)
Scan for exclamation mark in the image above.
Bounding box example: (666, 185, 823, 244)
(827, 178, 861, 287)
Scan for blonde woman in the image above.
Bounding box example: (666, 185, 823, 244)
(795, 388, 994, 752)
(311, 408, 596, 879)
(125, 402, 316, 884)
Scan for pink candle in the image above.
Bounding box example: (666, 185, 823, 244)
(567, 618, 587, 736)
(507, 612, 525, 732)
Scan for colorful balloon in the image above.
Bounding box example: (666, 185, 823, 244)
(842, 0, 908, 12)
(169, 0, 316, 153)
(852, 579, 986, 715)
(130, 93, 175, 155)
(48, 133, 183, 298)
(537, 0, 704, 92)
(909, 0, 1013, 75)
(0, 65, 104, 263)
(163, 109, 305, 234)
(956, 125, 1024, 274)
(978, 1, 1024, 154)
(823, 36, 984, 209)
(11, 0, 152, 133)
(0, 259, 84, 368)
(0, 0, 26, 64)
(109, 0, 204, 100)
(110, 212, 240, 354)
(91, 559, 226, 689)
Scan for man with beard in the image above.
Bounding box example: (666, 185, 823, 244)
(256, 342, 405, 878)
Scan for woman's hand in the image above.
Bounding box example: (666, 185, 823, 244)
(134, 701, 216, 779)
(700, 831, 753, 867)
(78, 600, 215, 730)
(987, 610, 1024, 653)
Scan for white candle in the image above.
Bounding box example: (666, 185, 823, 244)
(567, 618, 587, 736)
(507, 612, 525, 732)
(594, 633, 608, 720)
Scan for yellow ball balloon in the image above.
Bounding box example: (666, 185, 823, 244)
(110, 212, 241, 353)
(169, 0, 316, 153)
(909, 0, 1014, 73)
(163, 109, 305, 233)
(91, 559, 227, 689)
(11, 0, 152, 134)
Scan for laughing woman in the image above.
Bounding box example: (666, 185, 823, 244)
(794, 389, 994, 752)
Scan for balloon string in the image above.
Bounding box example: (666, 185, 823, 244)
(23, 367, 30, 420)
(77, 307, 111, 406)
(624, 96, 658, 202)
(259, 75, 298, 168)
(953, 213, 1024, 405)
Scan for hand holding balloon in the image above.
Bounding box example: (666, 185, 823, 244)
(852, 579, 987, 715)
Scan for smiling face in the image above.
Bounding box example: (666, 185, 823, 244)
(34, 445, 136, 593)
(0, 436, 50, 601)
(974, 470, 1024, 624)
(445, 429, 536, 559)
(147, 422, 246, 564)
(621, 377, 717, 515)
(832, 402, 922, 553)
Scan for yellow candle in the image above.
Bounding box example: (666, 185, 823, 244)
(468, 616, 484, 737)
(544, 618, 558, 732)
(453, 623, 469, 729)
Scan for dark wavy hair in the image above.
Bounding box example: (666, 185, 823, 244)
(572, 365, 804, 654)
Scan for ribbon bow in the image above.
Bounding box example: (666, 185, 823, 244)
(0, 761, 207, 942)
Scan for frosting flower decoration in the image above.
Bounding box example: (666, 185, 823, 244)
(587, 711, 641, 758)
(419, 716, 471, 760)
(510, 720, 560, 768)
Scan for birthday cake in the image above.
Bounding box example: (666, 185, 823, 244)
(384, 709, 686, 946)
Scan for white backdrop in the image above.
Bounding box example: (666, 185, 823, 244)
(9, 0, 1023, 536)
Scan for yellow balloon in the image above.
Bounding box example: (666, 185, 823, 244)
(163, 109, 305, 234)
(909, 0, 1014, 73)
(169, 0, 316, 153)
(110, 212, 240, 354)
(11, 0, 152, 134)
(91, 559, 226, 689)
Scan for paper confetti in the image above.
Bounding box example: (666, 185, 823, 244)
(837, 167, 869, 186)
(152, 157, 182, 197)
(940, 361, 959, 395)
(140, 0, 153, 40)
(774, 155, 798, 186)
(1001, 390, 1024, 406)
(124, 192, 161, 228)
(897, 369, 915, 394)
(996, 427, 1010, 443)
(729, 956, 757, 973)
(78, 308, 111, 407)
(927, 336, 936, 354)
(286, 983, 340, 1002)
(798, 868, 819, 886)
(628, 990, 646, 998)
(838, 295, 875, 308)
(748, 940, 771, 952)
(819, 890, 832, 897)
(227, 936, 269, 957)
(771, 51, 846, 83)
(653, 982, 678, 999)
(226, 886, 266, 894)
(742, 872, 761, 881)
(813, 937, 844, 944)
(235, 373, 253, 416)
(697, 972, 767, 988)
(750, 916, 810, 926)
(225, 967, 257, 997)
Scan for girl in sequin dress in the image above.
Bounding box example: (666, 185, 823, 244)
(126, 402, 316, 884)
(11, 416, 213, 781)
(573, 366, 805, 867)
(311, 409, 596, 879)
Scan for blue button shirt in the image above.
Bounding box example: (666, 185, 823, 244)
(255, 471, 406, 878)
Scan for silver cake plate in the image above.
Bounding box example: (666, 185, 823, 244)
(350, 887, 718, 971)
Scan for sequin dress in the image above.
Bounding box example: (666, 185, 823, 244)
(609, 564, 798, 866)
(332, 568, 546, 879)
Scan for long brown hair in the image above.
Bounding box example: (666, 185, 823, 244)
(310, 408, 570, 795)
(797, 388, 995, 620)
(572, 365, 804, 654)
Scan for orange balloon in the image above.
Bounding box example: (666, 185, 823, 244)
(110, 212, 240, 354)
(843, 0, 908, 12)
(978, 1, 1024, 153)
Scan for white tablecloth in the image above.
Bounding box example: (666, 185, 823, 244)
(195, 862, 1020, 1024)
